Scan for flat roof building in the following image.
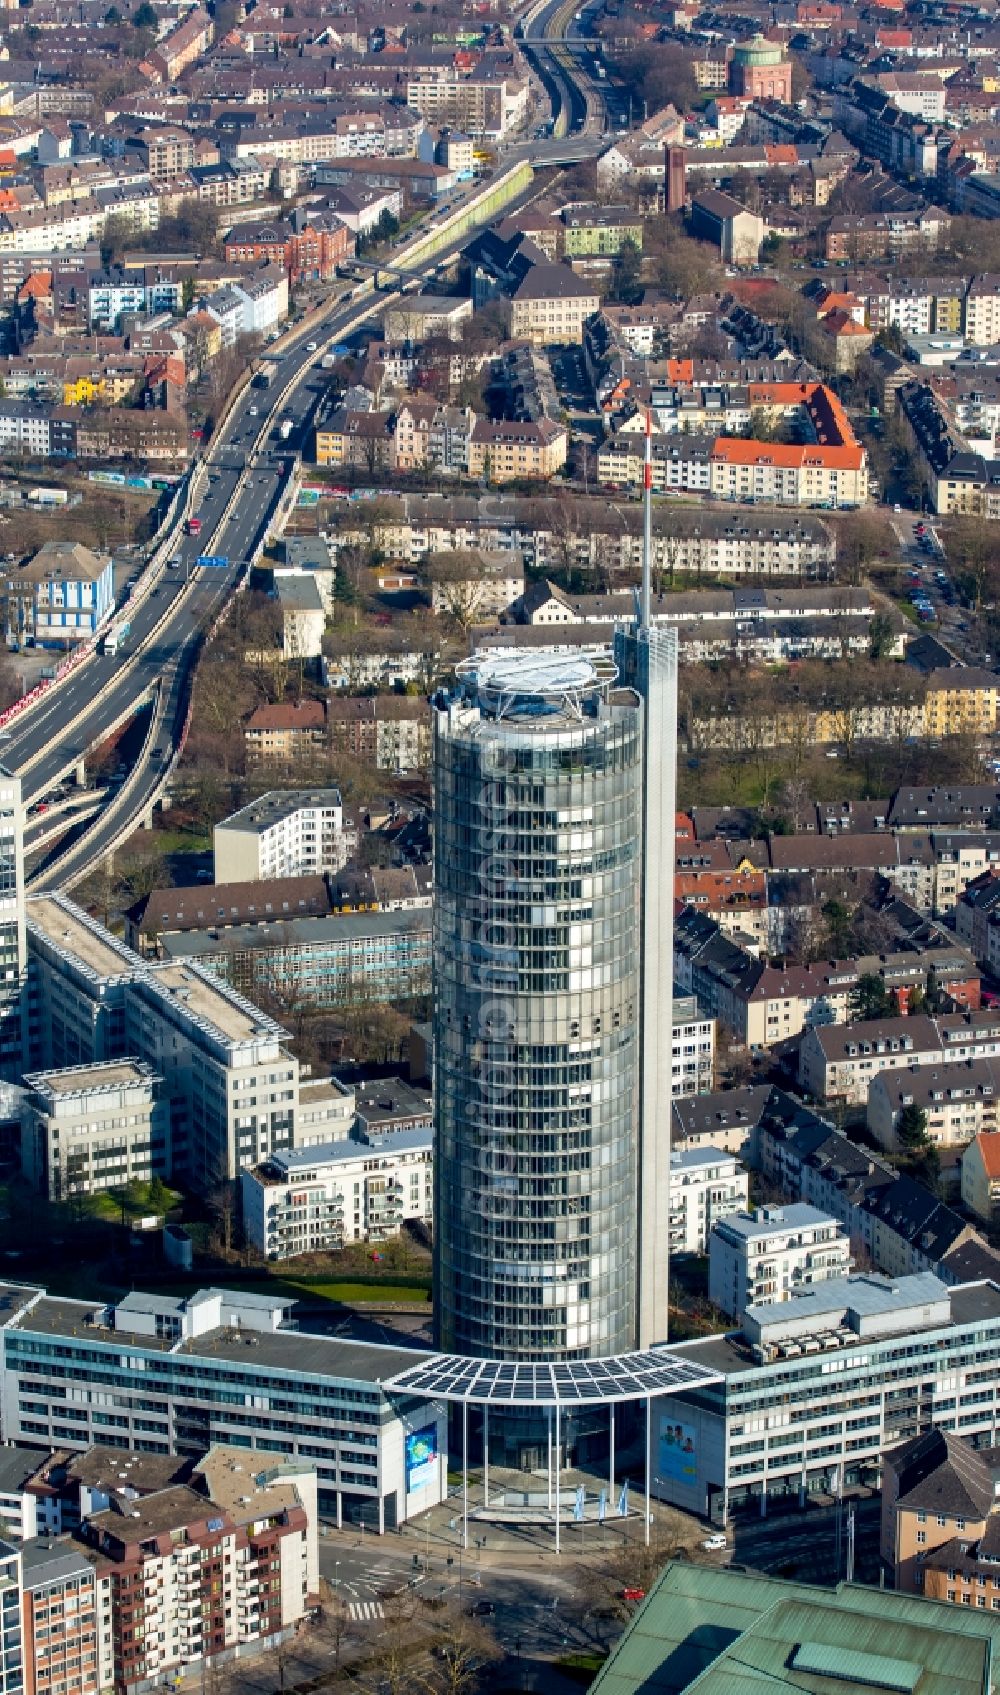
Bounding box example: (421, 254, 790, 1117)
(0, 1283, 448, 1534)
(213, 789, 350, 884)
(708, 1204, 853, 1319)
(241, 1127, 433, 1259)
(644, 1271, 1000, 1524)
(21, 1058, 168, 1203)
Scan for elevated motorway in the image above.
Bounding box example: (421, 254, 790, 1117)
(516, 0, 608, 141)
(16, 164, 541, 889)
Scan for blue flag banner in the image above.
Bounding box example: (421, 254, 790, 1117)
(598, 1489, 607, 1523)
(618, 1479, 629, 1518)
(574, 1486, 585, 1522)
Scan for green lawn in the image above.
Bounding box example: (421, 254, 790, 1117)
(283, 1278, 430, 1305)
(154, 1273, 431, 1306)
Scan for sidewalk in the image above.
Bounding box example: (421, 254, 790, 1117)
(320, 1457, 701, 1569)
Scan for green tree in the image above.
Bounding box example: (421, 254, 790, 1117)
(148, 1174, 169, 1211)
(133, 1, 157, 25)
(822, 898, 853, 957)
(611, 237, 642, 305)
(897, 1102, 929, 1149)
(850, 971, 890, 1021)
(868, 611, 896, 661)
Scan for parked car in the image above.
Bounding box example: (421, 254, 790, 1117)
(702, 1534, 728, 1552)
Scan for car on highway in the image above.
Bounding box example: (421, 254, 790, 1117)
(702, 1534, 728, 1552)
(306, 340, 318, 352)
(168, 556, 181, 569)
(151, 747, 165, 762)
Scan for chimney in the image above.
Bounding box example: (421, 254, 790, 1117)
(665, 144, 687, 214)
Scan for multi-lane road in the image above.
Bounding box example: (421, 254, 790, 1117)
(18, 326, 339, 887)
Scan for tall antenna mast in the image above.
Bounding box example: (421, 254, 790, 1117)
(641, 406, 652, 630)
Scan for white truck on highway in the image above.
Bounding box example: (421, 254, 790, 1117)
(101, 619, 130, 656)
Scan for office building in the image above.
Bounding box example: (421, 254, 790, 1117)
(432, 630, 677, 1363)
(212, 789, 353, 884)
(125, 963, 297, 1187)
(21, 1059, 168, 1202)
(708, 1204, 853, 1319)
(668, 1147, 748, 1256)
(241, 1128, 433, 1259)
(0, 1283, 448, 1533)
(25, 894, 305, 1185)
(0, 1540, 22, 1695)
(160, 906, 432, 1011)
(354, 1077, 431, 1140)
(647, 1271, 1000, 1523)
(589, 1562, 1000, 1695)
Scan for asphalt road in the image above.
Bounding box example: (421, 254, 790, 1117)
(19, 332, 346, 887)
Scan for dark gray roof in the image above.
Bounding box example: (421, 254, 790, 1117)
(0, 1444, 45, 1495)
(887, 1428, 997, 1520)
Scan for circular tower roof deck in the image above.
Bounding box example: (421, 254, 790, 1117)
(460, 648, 618, 722)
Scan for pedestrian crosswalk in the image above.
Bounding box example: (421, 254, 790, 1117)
(348, 1601, 384, 1622)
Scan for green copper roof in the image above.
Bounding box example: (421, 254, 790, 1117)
(734, 34, 784, 65)
(590, 1564, 999, 1695)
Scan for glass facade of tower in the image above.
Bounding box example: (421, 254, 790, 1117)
(433, 662, 644, 1361)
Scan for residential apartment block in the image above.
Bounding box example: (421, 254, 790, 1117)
(867, 1059, 1000, 1153)
(881, 1428, 1000, 1595)
(668, 1147, 749, 1257)
(961, 1132, 1000, 1225)
(3, 540, 113, 650)
(213, 789, 353, 884)
(20, 1536, 111, 1695)
(240, 1127, 433, 1259)
(708, 1204, 852, 1320)
(798, 1012, 1000, 1107)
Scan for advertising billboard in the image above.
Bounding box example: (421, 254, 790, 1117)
(405, 1424, 438, 1494)
(658, 1416, 698, 1487)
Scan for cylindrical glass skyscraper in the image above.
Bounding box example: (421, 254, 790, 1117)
(433, 652, 645, 1361)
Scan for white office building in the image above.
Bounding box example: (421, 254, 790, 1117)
(649, 1272, 1000, 1525)
(25, 894, 310, 1186)
(213, 789, 354, 884)
(669, 1146, 749, 1256)
(709, 1204, 853, 1320)
(241, 1127, 433, 1259)
(0, 1283, 448, 1533)
(21, 1059, 168, 1202)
